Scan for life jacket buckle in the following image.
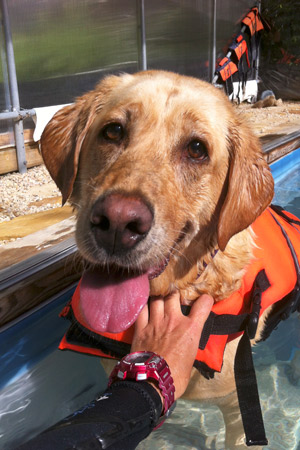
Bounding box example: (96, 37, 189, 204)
(247, 293, 262, 339)
(247, 311, 259, 339)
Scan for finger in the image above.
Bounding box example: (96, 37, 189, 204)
(163, 290, 181, 315)
(189, 294, 214, 326)
(135, 302, 149, 332)
(148, 295, 165, 322)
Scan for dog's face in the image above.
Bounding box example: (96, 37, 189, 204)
(41, 71, 274, 334)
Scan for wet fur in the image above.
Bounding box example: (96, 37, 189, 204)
(41, 71, 274, 449)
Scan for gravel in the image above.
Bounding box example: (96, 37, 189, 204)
(236, 101, 300, 135)
(0, 165, 61, 223)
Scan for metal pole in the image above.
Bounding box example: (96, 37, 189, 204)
(0, 13, 13, 144)
(0, 19, 11, 112)
(211, 0, 217, 82)
(136, 0, 147, 71)
(256, 0, 261, 83)
(0, 109, 36, 121)
(1, 0, 27, 173)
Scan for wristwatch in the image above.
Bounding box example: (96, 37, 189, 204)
(108, 351, 176, 428)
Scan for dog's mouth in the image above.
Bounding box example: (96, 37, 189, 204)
(78, 257, 170, 334)
(77, 222, 191, 334)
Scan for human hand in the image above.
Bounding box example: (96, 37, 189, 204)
(131, 291, 213, 400)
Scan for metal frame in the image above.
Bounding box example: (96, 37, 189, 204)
(136, 0, 147, 71)
(0, 0, 148, 174)
(210, 0, 217, 82)
(0, 0, 37, 173)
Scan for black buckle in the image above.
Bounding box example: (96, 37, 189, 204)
(247, 270, 270, 340)
(247, 292, 262, 339)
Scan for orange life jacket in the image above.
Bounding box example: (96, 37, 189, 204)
(229, 34, 250, 66)
(215, 56, 238, 82)
(59, 206, 300, 375)
(242, 7, 264, 37)
(214, 6, 265, 100)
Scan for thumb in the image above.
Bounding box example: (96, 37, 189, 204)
(189, 294, 213, 327)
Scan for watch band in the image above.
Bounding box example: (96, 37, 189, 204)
(108, 351, 176, 428)
(152, 356, 175, 415)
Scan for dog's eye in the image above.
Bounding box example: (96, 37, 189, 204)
(102, 123, 124, 142)
(187, 140, 208, 161)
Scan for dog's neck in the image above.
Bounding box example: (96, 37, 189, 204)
(200, 248, 219, 271)
(150, 226, 255, 303)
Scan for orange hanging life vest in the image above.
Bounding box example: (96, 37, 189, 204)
(216, 57, 239, 82)
(59, 206, 300, 376)
(229, 34, 250, 67)
(242, 7, 264, 37)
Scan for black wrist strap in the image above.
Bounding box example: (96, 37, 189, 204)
(14, 380, 163, 450)
(110, 380, 163, 427)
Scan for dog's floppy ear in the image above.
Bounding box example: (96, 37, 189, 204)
(40, 75, 128, 204)
(40, 98, 97, 204)
(217, 120, 274, 251)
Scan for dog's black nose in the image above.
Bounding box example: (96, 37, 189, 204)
(90, 193, 153, 253)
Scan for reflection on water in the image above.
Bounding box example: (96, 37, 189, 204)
(138, 314, 300, 450)
(273, 165, 300, 217)
(0, 350, 107, 450)
(138, 400, 224, 450)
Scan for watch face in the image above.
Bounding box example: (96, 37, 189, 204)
(126, 351, 153, 364)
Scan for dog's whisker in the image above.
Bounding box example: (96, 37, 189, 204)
(70, 201, 82, 209)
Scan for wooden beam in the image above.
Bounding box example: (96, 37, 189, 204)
(0, 205, 73, 242)
(0, 143, 43, 174)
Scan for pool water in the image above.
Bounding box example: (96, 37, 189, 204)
(0, 149, 299, 450)
(273, 166, 300, 218)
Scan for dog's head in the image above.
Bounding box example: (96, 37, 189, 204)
(41, 71, 274, 333)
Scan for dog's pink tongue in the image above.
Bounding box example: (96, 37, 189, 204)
(78, 268, 150, 333)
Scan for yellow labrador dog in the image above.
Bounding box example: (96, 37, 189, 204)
(41, 71, 275, 449)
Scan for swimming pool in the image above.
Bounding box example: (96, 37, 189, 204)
(0, 148, 299, 450)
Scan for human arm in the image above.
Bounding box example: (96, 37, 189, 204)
(15, 292, 213, 450)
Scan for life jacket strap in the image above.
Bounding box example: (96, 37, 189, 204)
(234, 329, 268, 446)
(234, 270, 269, 446)
(185, 270, 270, 445)
(60, 306, 131, 359)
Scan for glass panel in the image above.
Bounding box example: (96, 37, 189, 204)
(145, 0, 213, 81)
(6, 0, 138, 108)
(260, 0, 300, 100)
(215, 0, 255, 61)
